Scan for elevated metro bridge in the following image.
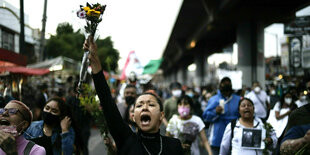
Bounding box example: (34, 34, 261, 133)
(161, 0, 310, 87)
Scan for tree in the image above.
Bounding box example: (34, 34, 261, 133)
(45, 22, 120, 72)
(96, 37, 119, 72)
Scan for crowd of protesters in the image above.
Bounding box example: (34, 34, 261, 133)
(0, 40, 309, 154)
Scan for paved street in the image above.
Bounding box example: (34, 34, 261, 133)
(88, 128, 108, 155)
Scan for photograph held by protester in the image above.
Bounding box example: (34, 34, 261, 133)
(84, 36, 184, 155)
(220, 98, 277, 155)
(24, 97, 75, 155)
(0, 100, 46, 154)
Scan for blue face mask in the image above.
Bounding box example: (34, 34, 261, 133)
(186, 93, 193, 98)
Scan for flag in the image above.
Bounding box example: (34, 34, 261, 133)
(120, 51, 143, 80)
(143, 58, 162, 74)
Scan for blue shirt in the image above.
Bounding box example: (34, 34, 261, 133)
(202, 90, 240, 147)
(24, 120, 75, 155)
(281, 123, 310, 144)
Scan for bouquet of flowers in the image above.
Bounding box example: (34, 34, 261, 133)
(77, 2, 106, 37)
(263, 122, 274, 155)
(79, 83, 109, 139)
(76, 2, 106, 93)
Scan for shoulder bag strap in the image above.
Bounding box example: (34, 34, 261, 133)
(24, 141, 35, 155)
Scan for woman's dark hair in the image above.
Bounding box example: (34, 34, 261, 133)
(238, 97, 254, 108)
(169, 82, 182, 90)
(220, 77, 232, 84)
(124, 104, 136, 128)
(46, 97, 86, 154)
(177, 95, 194, 108)
(135, 92, 163, 111)
(238, 97, 254, 109)
(238, 97, 254, 117)
(64, 101, 85, 155)
(46, 97, 68, 119)
(280, 92, 297, 110)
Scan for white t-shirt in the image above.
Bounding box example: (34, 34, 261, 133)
(295, 100, 308, 108)
(267, 102, 289, 138)
(245, 91, 268, 119)
(166, 114, 205, 155)
(220, 117, 277, 155)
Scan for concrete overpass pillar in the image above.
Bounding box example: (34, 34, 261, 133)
(173, 70, 178, 82)
(181, 66, 187, 85)
(237, 22, 265, 88)
(176, 66, 187, 85)
(195, 53, 207, 86)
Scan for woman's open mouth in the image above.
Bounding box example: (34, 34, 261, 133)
(140, 114, 151, 126)
(0, 119, 10, 126)
(244, 111, 251, 115)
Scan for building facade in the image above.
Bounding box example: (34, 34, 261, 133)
(0, 0, 41, 65)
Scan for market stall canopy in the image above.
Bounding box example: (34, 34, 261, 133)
(0, 66, 50, 75)
(27, 56, 80, 72)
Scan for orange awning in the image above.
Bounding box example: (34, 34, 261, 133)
(0, 66, 50, 75)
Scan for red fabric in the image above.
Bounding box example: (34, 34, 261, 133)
(0, 66, 50, 75)
(0, 61, 17, 67)
(120, 51, 135, 80)
(0, 49, 27, 66)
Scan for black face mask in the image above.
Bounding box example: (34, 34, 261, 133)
(125, 96, 136, 106)
(221, 85, 232, 92)
(42, 111, 60, 126)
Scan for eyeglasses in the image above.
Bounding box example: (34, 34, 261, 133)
(0, 108, 26, 120)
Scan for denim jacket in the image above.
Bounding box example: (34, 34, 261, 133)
(24, 120, 75, 155)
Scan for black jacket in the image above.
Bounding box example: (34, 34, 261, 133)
(92, 71, 183, 155)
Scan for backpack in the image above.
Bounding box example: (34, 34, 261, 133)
(229, 119, 237, 153)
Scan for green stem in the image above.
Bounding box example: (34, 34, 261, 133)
(295, 143, 309, 155)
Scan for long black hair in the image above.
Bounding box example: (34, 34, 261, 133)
(46, 97, 86, 155)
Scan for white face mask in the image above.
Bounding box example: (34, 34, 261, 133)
(254, 87, 261, 93)
(172, 90, 182, 98)
(285, 98, 292, 104)
(271, 90, 276, 95)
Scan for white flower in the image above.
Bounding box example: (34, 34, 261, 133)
(77, 10, 87, 19)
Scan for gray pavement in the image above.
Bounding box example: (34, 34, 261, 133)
(88, 128, 108, 155)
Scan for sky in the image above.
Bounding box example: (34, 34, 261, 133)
(7, 1, 310, 71)
(8, 0, 183, 69)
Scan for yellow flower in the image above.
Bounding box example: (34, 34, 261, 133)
(94, 10, 101, 15)
(87, 9, 100, 17)
(83, 6, 90, 11)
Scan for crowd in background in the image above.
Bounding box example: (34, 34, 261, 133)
(0, 72, 309, 155)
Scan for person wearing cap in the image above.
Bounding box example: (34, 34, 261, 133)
(202, 77, 240, 155)
(84, 36, 184, 155)
(0, 100, 46, 154)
